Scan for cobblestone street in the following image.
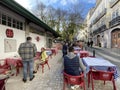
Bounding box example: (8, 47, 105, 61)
(6, 50, 120, 90)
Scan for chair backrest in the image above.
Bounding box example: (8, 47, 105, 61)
(92, 70, 114, 81)
(63, 72, 84, 85)
(36, 52, 41, 57)
(0, 78, 6, 90)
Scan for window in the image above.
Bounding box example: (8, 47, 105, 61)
(7, 17, 12, 26)
(2, 14, 6, 25)
(112, 9, 120, 19)
(17, 21, 19, 29)
(116, 9, 119, 17)
(0, 12, 1, 24)
(0, 12, 24, 30)
(13, 19, 16, 28)
(112, 12, 116, 19)
(20, 22, 23, 30)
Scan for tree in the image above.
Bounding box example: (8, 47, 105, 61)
(31, 0, 85, 42)
(61, 1, 84, 41)
(31, 0, 47, 22)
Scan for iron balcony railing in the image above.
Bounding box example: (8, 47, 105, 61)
(109, 16, 120, 28)
(93, 25, 107, 35)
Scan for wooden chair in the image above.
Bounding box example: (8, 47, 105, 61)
(63, 72, 86, 90)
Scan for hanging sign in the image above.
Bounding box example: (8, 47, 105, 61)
(36, 36, 40, 42)
(6, 29, 14, 38)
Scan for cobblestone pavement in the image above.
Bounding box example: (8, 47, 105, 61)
(6, 50, 120, 90)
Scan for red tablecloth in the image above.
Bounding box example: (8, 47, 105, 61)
(5, 58, 22, 66)
(51, 48, 56, 55)
(80, 51, 89, 58)
(5, 57, 22, 76)
(74, 50, 89, 58)
(0, 69, 8, 74)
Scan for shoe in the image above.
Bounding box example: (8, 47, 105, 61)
(33, 71, 37, 74)
(71, 85, 79, 90)
(71, 85, 75, 90)
(74, 85, 79, 89)
(22, 78, 27, 83)
(30, 75, 35, 81)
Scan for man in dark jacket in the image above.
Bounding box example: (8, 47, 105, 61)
(64, 46, 85, 89)
(64, 46, 82, 76)
(62, 42, 68, 57)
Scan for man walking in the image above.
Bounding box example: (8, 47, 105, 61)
(18, 37, 37, 83)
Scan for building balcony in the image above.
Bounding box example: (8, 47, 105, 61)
(93, 8, 106, 25)
(99, 25, 107, 32)
(110, 0, 120, 8)
(109, 16, 120, 28)
(93, 25, 107, 35)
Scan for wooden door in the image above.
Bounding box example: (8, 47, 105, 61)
(111, 29, 120, 48)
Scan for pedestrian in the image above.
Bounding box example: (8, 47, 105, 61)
(90, 40, 93, 47)
(18, 37, 37, 83)
(62, 42, 68, 57)
(87, 41, 90, 47)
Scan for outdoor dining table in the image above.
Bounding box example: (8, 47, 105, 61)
(74, 50, 89, 58)
(82, 57, 119, 79)
(82, 57, 119, 90)
(4, 55, 42, 76)
(73, 46, 81, 51)
(46, 49, 52, 56)
(51, 48, 57, 55)
(5, 57, 22, 76)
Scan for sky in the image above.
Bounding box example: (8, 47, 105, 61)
(15, 0, 96, 17)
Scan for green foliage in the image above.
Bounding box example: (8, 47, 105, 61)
(31, 0, 84, 41)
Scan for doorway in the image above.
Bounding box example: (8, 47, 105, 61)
(111, 29, 120, 48)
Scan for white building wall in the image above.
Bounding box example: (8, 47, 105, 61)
(29, 33, 46, 52)
(0, 25, 25, 59)
(0, 24, 48, 59)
